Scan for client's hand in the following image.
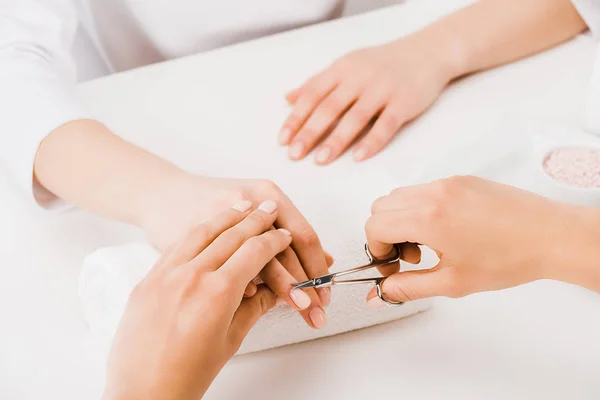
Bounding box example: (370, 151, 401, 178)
(279, 36, 454, 164)
(103, 202, 292, 400)
(140, 173, 331, 329)
(365, 176, 600, 304)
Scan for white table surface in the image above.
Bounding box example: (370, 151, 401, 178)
(2, 1, 600, 399)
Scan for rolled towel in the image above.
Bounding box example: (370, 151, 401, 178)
(79, 165, 432, 354)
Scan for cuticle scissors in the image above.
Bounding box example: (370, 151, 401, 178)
(292, 242, 404, 306)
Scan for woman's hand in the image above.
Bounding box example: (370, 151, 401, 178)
(279, 36, 456, 164)
(104, 202, 293, 400)
(140, 173, 331, 329)
(365, 176, 600, 305)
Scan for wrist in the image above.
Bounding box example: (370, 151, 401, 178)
(539, 206, 600, 290)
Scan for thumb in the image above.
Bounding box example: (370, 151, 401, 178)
(228, 286, 276, 352)
(367, 266, 455, 304)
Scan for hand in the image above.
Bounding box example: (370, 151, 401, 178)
(140, 172, 331, 329)
(279, 36, 455, 164)
(103, 202, 292, 400)
(364, 176, 600, 304)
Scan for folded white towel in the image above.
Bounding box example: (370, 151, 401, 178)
(79, 163, 432, 354)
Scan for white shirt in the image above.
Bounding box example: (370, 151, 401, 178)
(0, 0, 343, 205)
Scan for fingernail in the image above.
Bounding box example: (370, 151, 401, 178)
(309, 307, 327, 329)
(279, 127, 292, 145)
(290, 288, 312, 310)
(258, 200, 277, 214)
(275, 297, 286, 306)
(353, 147, 368, 162)
(278, 228, 292, 237)
(244, 282, 257, 297)
(289, 142, 304, 160)
(232, 200, 253, 212)
(315, 147, 331, 164)
(367, 296, 385, 308)
(318, 288, 331, 307)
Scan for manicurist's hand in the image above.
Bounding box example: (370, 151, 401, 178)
(365, 176, 600, 305)
(141, 174, 332, 329)
(279, 36, 456, 164)
(103, 202, 292, 400)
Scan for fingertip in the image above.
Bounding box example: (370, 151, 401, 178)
(244, 282, 257, 297)
(352, 147, 368, 162)
(325, 251, 334, 268)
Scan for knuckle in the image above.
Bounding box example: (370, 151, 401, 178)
(256, 179, 280, 195)
(208, 276, 233, 298)
(323, 96, 346, 114)
(389, 282, 415, 302)
(370, 196, 386, 215)
(378, 112, 401, 131)
(247, 235, 271, 255)
(421, 202, 444, 224)
(348, 107, 371, 126)
(257, 292, 273, 316)
(297, 226, 320, 247)
(188, 223, 212, 243)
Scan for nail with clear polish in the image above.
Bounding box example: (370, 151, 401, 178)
(367, 296, 385, 308)
(289, 142, 304, 160)
(353, 147, 368, 162)
(315, 147, 331, 164)
(232, 200, 253, 212)
(279, 127, 292, 145)
(290, 288, 312, 310)
(258, 200, 277, 214)
(309, 307, 327, 329)
(318, 288, 331, 307)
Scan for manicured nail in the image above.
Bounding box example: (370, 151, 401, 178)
(290, 288, 312, 310)
(276, 297, 286, 306)
(232, 200, 253, 212)
(278, 228, 292, 237)
(315, 147, 331, 164)
(309, 307, 327, 329)
(318, 288, 331, 307)
(289, 142, 304, 160)
(244, 282, 257, 297)
(258, 200, 277, 214)
(353, 147, 368, 162)
(279, 127, 292, 145)
(367, 296, 385, 308)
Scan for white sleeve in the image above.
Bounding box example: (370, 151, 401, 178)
(0, 0, 94, 208)
(571, 0, 600, 38)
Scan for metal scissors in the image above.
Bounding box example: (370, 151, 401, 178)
(293, 242, 404, 306)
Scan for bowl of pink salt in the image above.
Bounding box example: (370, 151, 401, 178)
(533, 133, 600, 207)
(543, 146, 600, 189)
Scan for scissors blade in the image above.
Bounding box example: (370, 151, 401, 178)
(293, 274, 335, 289)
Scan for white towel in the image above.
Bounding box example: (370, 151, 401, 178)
(79, 163, 432, 355)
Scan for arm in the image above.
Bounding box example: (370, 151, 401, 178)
(428, 0, 589, 80)
(281, 0, 589, 164)
(1, 1, 330, 326)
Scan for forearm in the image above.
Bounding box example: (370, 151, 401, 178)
(408, 0, 588, 81)
(34, 119, 185, 226)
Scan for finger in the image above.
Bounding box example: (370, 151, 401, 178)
(365, 211, 426, 260)
(261, 253, 326, 329)
(243, 282, 257, 298)
(285, 87, 302, 105)
(353, 104, 405, 162)
(160, 200, 253, 269)
(189, 200, 279, 272)
(314, 89, 386, 165)
(228, 286, 277, 352)
(366, 266, 454, 306)
(325, 251, 335, 268)
(218, 229, 293, 289)
(289, 85, 360, 161)
(375, 242, 422, 275)
(279, 73, 338, 146)
(274, 193, 330, 303)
